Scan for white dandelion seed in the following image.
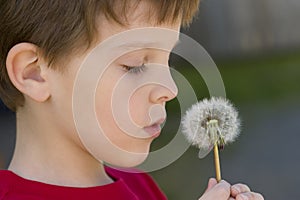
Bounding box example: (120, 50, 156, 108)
(181, 97, 241, 158)
(181, 97, 241, 182)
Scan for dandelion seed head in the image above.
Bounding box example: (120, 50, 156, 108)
(181, 97, 241, 150)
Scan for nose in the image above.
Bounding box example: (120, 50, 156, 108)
(150, 74, 178, 104)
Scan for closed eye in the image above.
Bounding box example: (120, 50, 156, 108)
(122, 64, 147, 74)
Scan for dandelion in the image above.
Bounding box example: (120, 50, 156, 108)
(181, 97, 241, 182)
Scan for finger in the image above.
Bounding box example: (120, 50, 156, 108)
(199, 180, 231, 200)
(228, 197, 235, 200)
(231, 183, 251, 197)
(204, 178, 218, 193)
(236, 192, 264, 200)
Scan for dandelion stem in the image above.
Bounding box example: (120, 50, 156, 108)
(213, 144, 221, 182)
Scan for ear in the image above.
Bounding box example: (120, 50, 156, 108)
(6, 43, 50, 103)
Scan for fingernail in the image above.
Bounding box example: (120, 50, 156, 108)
(240, 194, 248, 200)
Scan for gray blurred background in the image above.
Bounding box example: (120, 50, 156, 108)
(1, 0, 300, 199)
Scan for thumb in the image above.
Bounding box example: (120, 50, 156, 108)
(204, 178, 218, 193)
(199, 180, 231, 200)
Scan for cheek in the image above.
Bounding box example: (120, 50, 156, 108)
(94, 77, 150, 153)
(95, 71, 116, 133)
(95, 80, 145, 130)
(129, 86, 151, 127)
(95, 67, 151, 129)
(94, 68, 132, 142)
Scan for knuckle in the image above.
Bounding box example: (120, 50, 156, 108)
(234, 183, 251, 192)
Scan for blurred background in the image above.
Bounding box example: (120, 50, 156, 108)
(150, 0, 300, 199)
(1, 0, 299, 199)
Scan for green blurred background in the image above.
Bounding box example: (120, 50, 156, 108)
(1, 0, 300, 199)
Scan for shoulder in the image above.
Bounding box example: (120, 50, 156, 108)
(105, 166, 167, 200)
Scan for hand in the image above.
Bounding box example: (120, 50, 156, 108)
(230, 183, 264, 200)
(198, 178, 264, 200)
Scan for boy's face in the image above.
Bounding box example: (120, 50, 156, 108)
(48, 2, 180, 167)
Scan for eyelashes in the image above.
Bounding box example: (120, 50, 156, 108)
(122, 64, 147, 74)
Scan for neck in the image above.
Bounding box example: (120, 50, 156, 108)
(8, 107, 114, 187)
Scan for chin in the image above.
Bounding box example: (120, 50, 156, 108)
(107, 151, 149, 169)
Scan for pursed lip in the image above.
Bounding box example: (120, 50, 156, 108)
(143, 118, 166, 138)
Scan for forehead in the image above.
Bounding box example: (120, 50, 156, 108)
(96, 1, 181, 44)
(97, 27, 180, 54)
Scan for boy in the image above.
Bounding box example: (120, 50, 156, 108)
(0, 0, 264, 199)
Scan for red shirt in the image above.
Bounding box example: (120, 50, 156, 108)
(0, 167, 167, 200)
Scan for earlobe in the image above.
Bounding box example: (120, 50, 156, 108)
(6, 43, 51, 103)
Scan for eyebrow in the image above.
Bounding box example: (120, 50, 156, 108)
(118, 40, 180, 50)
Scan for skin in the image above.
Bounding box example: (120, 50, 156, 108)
(200, 179, 264, 200)
(5, 1, 264, 199)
